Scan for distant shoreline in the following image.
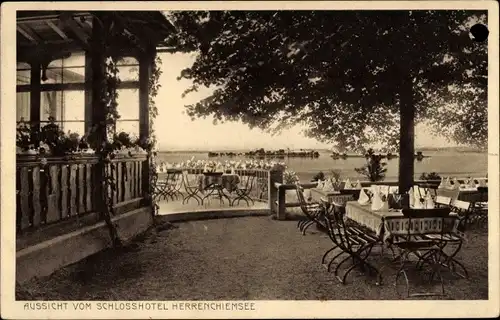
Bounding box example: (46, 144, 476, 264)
(158, 146, 485, 154)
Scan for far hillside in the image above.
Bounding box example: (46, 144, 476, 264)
(417, 146, 486, 153)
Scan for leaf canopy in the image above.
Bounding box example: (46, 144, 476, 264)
(165, 10, 488, 151)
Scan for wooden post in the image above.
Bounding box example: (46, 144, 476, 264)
(139, 48, 155, 199)
(268, 170, 283, 218)
(90, 13, 107, 217)
(139, 50, 154, 141)
(398, 75, 415, 197)
(30, 62, 41, 146)
(277, 185, 286, 220)
(84, 52, 93, 134)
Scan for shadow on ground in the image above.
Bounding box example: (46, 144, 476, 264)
(17, 215, 488, 300)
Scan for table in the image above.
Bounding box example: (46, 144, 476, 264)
(198, 173, 240, 193)
(345, 201, 459, 242)
(198, 173, 240, 205)
(436, 188, 483, 203)
(343, 201, 464, 291)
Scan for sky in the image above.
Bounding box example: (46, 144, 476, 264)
(86, 52, 453, 152)
(145, 52, 452, 151)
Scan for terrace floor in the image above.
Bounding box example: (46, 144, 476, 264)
(157, 197, 268, 216)
(17, 215, 488, 300)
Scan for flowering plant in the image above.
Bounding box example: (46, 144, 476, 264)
(327, 169, 343, 189)
(165, 158, 287, 171)
(283, 170, 300, 184)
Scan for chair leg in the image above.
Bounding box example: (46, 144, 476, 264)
(334, 254, 353, 282)
(396, 250, 446, 299)
(298, 219, 309, 232)
(438, 242, 468, 279)
(302, 221, 315, 235)
(327, 250, 347, 272)
(322, 246, 337, 265)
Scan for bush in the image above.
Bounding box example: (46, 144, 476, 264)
(355, 148, 387, 182)
(283, 170, 300, 184)
(420, 172, 441, 181)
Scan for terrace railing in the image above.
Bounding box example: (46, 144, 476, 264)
(16, 154, 149, 234)
(172, 168, 271, 203)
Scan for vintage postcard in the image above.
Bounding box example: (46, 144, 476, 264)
(1, 1, 499, 319)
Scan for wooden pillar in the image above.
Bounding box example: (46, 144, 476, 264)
(90, 15, 106, 140)
(84, 52, 93, 134)
(138, 48, 155, 199)
(90, 13, 107, 215)
(268, 170, 283, 218)
(138, 49, 155, 141)
(398, 76, 415, 197)
(30, 62, 41, 146)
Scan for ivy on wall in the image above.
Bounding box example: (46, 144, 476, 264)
(145, 55, 163, 217)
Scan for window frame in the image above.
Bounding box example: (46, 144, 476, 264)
(16, 55, 141, 136)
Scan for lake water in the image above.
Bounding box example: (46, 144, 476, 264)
(156, 150, 488, 182)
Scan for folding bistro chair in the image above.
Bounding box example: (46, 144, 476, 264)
(469, 187, 488, 227)
(295, 183, 326, 235)
(169, 169, 185, 201)
(231, 171, 256, 206)
(422, 199, 470, 279)
(320, 194, 356, 267)
(451, 199, 473, 231)
(391, 207, 455, 298)
(153, 171, 171, 201)
(323, 203, 382, 285)
(435, 195, 452, 208)
(182, 170, 203, 205)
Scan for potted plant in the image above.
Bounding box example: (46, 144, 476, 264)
(16, 121, 36, 154)
(355, 148, 387, 182)
(283, 170, 300, 202)
(328, 169, 343, 190)
(39, 117, 66, 156)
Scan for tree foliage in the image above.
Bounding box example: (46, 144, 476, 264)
(165, 10, 488, 151)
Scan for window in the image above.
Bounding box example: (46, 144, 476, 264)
(16, 54, 140, 138)
(17, 62, 31, 122)
(43, 53, 85, 84)
(17, 92, 30, 122)
(17, 62, 30, 85)
(117, 57, 139, 81)
(40, 90, 85, 135)
(115, 57, 140, 137)
(116, 88, 139, 137)
(16, 53, 86, 135)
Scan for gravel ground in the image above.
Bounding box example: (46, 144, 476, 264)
(17, 216, 489, 300)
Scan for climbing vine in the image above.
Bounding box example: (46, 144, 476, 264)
(144, 55, 163, 217)
(100, 56, 122, 247)
(83, 54, 123, 248)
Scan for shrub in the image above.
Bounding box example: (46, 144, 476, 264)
(355, 148, 387, 182)
(283, 170, 300, 184)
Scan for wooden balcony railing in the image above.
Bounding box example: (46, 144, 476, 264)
(16, 154, 149, 234)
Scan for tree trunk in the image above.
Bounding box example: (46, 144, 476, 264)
(398, 76, 415, 196)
